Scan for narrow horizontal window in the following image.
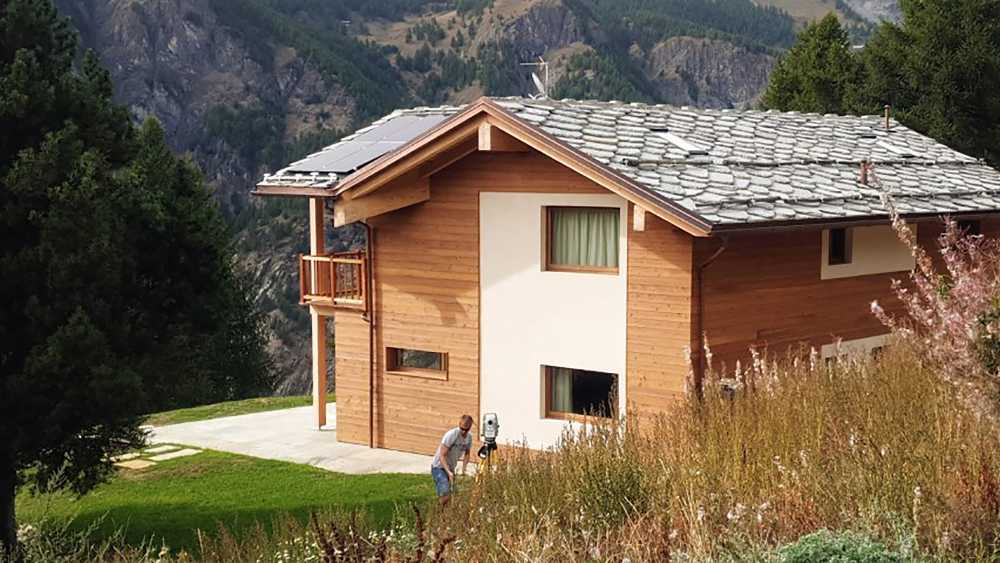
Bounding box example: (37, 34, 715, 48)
(544, 366, 617, 420)
(545, 206, 619, 273)
(828, 227, 852, 266)
(386, 347, 447, 379)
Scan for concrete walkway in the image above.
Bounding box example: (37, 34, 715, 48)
(149, 404, 433, 474)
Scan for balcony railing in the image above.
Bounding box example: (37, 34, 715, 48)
(299, 251, 367, 310)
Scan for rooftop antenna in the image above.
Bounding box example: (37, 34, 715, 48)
(520, 56, 548, 99)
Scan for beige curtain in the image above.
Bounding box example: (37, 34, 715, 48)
(551, 367, 573, 412)
(551, 207, 619, 268)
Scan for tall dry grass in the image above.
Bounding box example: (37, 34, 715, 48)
(433, 341, 1000, 562)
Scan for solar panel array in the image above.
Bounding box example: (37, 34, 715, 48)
(286, 114, 450, 174)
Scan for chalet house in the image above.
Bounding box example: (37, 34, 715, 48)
(255, 97, 1000, 454)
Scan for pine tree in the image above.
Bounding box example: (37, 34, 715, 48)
(0, 0, 273, 554)
(854, 0, 1000, 164)
(760, 13, 863, 114)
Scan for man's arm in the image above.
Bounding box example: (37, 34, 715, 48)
(436, 442, 454, 481)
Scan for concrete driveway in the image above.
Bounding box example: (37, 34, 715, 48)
(149, 404, 433, 474)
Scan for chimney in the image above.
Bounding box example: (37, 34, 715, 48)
(860, 160, 871, 185)
(884, 104, 891, 130)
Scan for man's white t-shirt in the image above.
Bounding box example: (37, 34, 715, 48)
(431, 427, 472, 472)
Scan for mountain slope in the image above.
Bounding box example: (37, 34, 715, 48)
(53, 0, 868, 393)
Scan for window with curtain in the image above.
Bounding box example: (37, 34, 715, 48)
(546, 207, 619, 273)
(544, 366, 617, 420)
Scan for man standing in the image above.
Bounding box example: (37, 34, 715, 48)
(430, 414, 473, 505)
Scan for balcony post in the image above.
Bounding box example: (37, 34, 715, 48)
(311, 310, 327, 428)
(309, 198, 327, 427)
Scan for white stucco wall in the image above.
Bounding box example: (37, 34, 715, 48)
(479, 192, 627, 449)
(821, 225, 916, 280)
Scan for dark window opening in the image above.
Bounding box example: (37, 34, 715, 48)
(545, 366, 617, 419)
(828, 228, 852, 265)
(958, 220, 981, 236)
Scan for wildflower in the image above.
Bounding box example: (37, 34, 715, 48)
(726, 503, 747, 522)
(16, 524, 37, 544)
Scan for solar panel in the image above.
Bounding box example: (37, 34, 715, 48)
(287, 114, 450, 174)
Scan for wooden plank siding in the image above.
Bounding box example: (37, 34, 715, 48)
(625, 207, 696, 422)
(333, 311, 371, 445)
(696, 218, 1000, 373)
(336, 151, 610, 454)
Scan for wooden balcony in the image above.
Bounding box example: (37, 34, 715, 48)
(299, 251, 367, 311)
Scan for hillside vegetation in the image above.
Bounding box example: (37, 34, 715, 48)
(52, 0, 877, 393)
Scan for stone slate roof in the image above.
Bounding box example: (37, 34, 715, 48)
(259, 97, 1000, 227)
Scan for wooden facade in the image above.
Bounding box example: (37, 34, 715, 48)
(315, 114, 1000, 456)
(336, 151, 609, 453)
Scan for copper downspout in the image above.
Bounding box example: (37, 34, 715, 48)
(694, 235, 728, 398)
(362, 221, 376, 449)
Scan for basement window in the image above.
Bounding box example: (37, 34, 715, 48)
(386, 347, 447, 380)
(828, 227, 853, 265)
(544, 366, 617, 421)
(544, 206, 620, 274)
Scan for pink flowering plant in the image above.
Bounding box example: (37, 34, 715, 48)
(870, 169, 1000, 414)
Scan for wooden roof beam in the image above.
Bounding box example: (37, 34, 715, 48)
(333, 170, 429, 227)
(478, 121, 530, 152)
(419, 138, 478, 178)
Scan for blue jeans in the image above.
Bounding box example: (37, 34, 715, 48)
(431, 466, 451, 497)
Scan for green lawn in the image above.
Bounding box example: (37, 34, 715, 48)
(145, 394, 335, 426)
(16, 450, 432, 553)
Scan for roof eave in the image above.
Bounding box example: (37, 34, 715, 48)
(706, 208, 1000, 235)
(252, 185, 338, 198)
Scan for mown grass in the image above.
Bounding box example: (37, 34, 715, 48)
(144, 394, 335, 427)
(15, 450, 432, 554)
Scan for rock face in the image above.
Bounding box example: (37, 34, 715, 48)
(644, 37, 776, 108)
(53, 0, 803, 394)
(842, 0, 901, 22)
(55, 0, 355, 213)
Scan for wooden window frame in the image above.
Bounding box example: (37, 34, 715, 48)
(827, 227, 853, 266)
(385, 347, 448, 381)
(542, 206, 620, 275)
(542, 365, 618, 422)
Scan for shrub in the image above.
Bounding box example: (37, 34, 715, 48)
(774, 529, 914, 563)
(871, 174, 1000, 416)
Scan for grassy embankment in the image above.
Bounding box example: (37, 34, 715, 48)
(16, 449, 431, 554)
(144, 394, 335, 426)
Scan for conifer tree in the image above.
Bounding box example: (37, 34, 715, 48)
(761, 13, 862, 114)
(0, 0, 273, 554)
(854, 0, 1000, 164)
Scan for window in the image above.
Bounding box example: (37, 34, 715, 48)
(386, 347, 447, 379)
(958, 220, 981, 236)
(544, 206, 619, 273)
(543, 366, 617, 420)
(828, 227, 853, 265)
